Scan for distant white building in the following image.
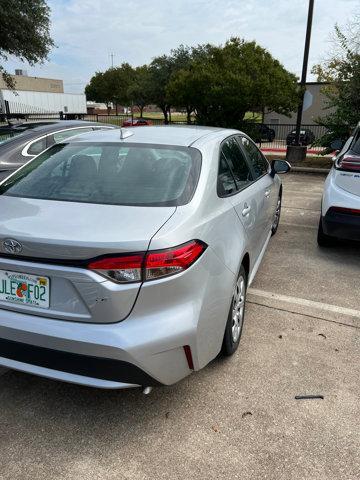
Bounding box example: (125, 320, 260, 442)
(0, 71, 87, 115)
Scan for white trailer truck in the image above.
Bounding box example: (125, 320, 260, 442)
(0, 89, 87, 115)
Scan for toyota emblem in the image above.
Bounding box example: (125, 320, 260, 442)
(2, 238, 23, 254)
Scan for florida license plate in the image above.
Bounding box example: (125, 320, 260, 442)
(0, 270, 50, 309)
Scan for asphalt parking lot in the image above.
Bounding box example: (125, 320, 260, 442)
(0, 172, 359, 480)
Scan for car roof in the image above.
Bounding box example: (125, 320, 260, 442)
(2, 120, 111, 133)
(0, 120, 117, 150)
(66, 125, 234, 147)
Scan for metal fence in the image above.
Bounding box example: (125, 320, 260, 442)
(253, 123, 327, 153)
(1, 109, 329, 154)
(83, 113, 170, 126)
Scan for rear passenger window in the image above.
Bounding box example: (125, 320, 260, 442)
(240, 136, 269, 179)
(218, 152, 237, 196)
(220, 137, 252, 194)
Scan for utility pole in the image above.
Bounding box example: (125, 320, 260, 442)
(294, 0, 315, 146)
(109, 53, 115, 68)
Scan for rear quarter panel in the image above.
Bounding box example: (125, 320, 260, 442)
(149, 138, 252, 367)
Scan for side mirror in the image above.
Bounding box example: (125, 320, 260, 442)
(271, 159, 291, 176)
(330, 138, 344, 151)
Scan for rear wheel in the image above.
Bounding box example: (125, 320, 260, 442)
(317, 218, 335, 247)
(271, 195, 282, 236)
(221, 265, 247, 356)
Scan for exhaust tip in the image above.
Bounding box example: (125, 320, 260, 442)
(142, 386, 153, 395)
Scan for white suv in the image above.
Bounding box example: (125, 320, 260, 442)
(318, 123, 360, 246)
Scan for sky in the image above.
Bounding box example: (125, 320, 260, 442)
(3, 0, 360, 93)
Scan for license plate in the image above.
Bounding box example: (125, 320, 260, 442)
(0, 270, 50, 309)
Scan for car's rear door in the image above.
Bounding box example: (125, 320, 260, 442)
(218, 136, 264, 262)
(237, 135, 276, 240)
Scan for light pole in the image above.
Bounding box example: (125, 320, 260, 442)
(287, 0, 315, 161)
(109, 53, 115, 68)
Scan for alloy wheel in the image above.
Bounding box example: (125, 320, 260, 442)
(231, 275, 246, 343)
(272, 197, 281, 231)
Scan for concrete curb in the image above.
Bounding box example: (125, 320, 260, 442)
(291, 166, 330, 174)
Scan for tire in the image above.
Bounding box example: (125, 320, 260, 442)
(221, 265, 247, 356)
(317, 218, 335, 247)
(271, 194, 282, 236)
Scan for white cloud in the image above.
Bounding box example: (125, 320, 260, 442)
(3, 0, 360, 93)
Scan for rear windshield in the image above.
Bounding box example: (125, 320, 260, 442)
(0, 142, 202, 206)
(350, 129, 360, 155)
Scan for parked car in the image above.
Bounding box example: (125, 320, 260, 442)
(318, 123, 360, 246)
(254, 124, 276, 143)
(286, 128, 315, 146)
(122, 118, 152, 127)
(0, 120, 117, 180)
(0, 126, 290, 390)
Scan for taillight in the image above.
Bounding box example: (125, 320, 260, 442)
(88, 254, 144, 283)
(145, 240, 206, 280)
(87, 240, 207, 283)
(337, 153, 360, 171)
(328, 206, 360, 216)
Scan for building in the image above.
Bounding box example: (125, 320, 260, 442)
(0, 70, 86, 116)
(0, 71, 64, 93)
(263, 82, 333, 125)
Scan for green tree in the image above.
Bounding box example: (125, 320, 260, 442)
(85, 71, 112, 110)
(166, 44, 214, 123)
(127, 65, 152, 117)
(108, 63, 135, 108)
(146, 46, 198, 123)
(312, 22, 360, 149)
(148, 55, 173, 123)
(0, 0, 54, 89)
(167, 38, 299, 129)
(85, 64, 135, 112)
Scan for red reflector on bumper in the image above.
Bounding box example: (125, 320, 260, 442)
(183, 345, 194, 370)
(329, 206, 360, 216)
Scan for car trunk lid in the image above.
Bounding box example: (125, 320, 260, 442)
(0, 196, 176, 323)
(0, 196, 176, 258)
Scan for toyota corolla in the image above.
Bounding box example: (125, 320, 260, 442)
(0, 126, 290, 390)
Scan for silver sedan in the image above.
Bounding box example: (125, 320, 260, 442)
(0, 126, 290, 390)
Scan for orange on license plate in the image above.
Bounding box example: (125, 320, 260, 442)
(0, 270, 50, 309)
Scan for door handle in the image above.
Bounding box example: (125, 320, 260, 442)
(242, 204, 251, 216)
(264, 189, 271, 198)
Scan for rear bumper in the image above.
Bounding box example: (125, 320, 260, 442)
(322, 211, 360, 241)
(0, 289, 195, 388)
(0, 247, 235, 388)
(0, 337, 161, 387)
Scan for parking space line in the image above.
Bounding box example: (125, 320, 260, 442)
(285, 193, 322, 199)
(248, 300, 360, 330)
(281, 222, 318, 229)
(248, 288, 360, 319)
(283, 206, 320, 212)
